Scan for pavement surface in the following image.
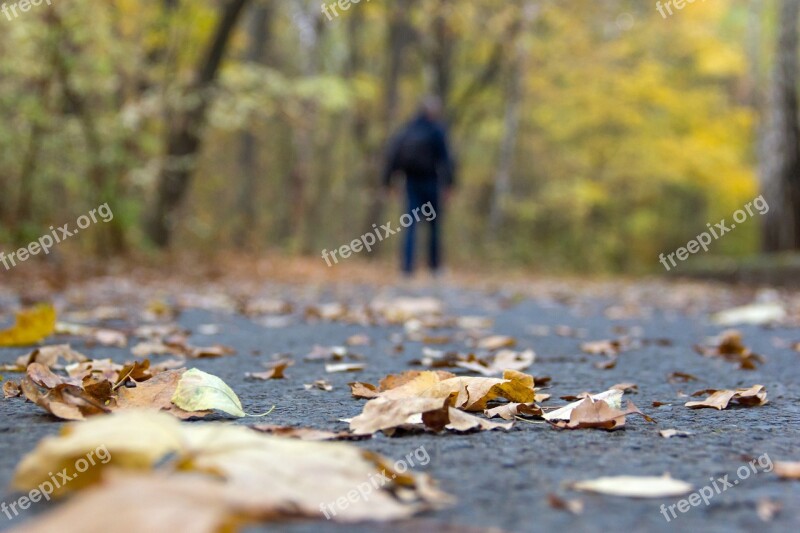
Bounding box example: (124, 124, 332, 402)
(1, 278, 799, 532)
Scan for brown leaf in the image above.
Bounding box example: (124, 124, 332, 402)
(445, 408, 512, 432)
(350, 396, 452, 435)
(695, 330, 764, 369)
(547, 493, 584, 515)
(667, 372, 699, 383)
(304, 379, 333, 392)
(246, 360, 292, 380)
(553, 397, 652, 430)
(114, 369, 208, 419)
(476, 335, 516, 351)
(685, 385, 767, 410)
(3, 380, 21, 398)
(484, 402, 543, 420)
(773, 461, 800, 479)
(252, 425, 367, 441)
(15, 344, 89, 370)
(455, 349, 535, 376)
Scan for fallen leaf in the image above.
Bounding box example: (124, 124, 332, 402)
(484, 402, 543, 420)
(476, 335, 516, 351)
(568, 475, 692, 498)
(171, 368, 262, 418)
(0, 304, 57, 347)
(350, 396, 452, 435)
(325, 363, 365, 373)
(252, 425, 366, 441)
(445, 408, 513, 432)
(455, 349, 535, 376)
(543, 389, 623, 421)
(246, 360, 292, 380)
(667, 372, 699, 383)
(685, 384, 767, 410)
(712, 302, 786, 326)
(379, 370, 536, 411)
(610, 383, 638, 393)
(695, 330, 764, 369)
(659, 429, 692, 438)
(547, 494, 584, 515)
(13, 411, 452, 523)
(3, 380, 21, 398)
(553, 397, 651, 430)
(115, 369, 207, 419)
(773, 461, 800, 479)
(14, 344, 89, 371)
(304, 379, 333, 392)
(346, 334, 371, 346)
(756, 499, 782, 522)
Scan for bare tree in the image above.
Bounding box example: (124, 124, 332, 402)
(147, 0, 251, 247)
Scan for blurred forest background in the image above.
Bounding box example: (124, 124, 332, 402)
(1, 0, 799, 273)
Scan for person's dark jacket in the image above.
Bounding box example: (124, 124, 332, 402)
(383, 114, 455, 188)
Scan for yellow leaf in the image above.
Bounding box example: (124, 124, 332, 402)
(0, 304, 56, 347)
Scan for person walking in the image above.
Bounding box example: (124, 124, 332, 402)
(383, 97, 456, 276)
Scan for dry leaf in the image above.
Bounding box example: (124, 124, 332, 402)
(484, 402, 543, 420)
(685, 384, 767, 410)
(712, 303, 785, 326)
(610, 383, 637, 393)
(115, 369, 207, 419)
(325, 363, 365, 373)
(13, 411, 451, 523)
(543, 389, 623, 421)
(547, 494, 584, 515)
(252, 425, 366, 441)
(659, 429, 692, 438)
(346, 334, 371, 346)
(667, 372, 698, 383)
(569, 475, 692, 498)
(581, 339, 625, 356)
(756, 499, 782, 522)
(246, 360, 292, 380)
(553, 397, 651, 430)
(350, 397, 452, 435)
(773, 461, 800, 479)
(3, 380, 21, 398)
(304, 379, 333, 392)
(476, 335, 516, 351)
(379, 369, 535, 412)
(445, 408, 513, 432)
(0, 304, 57, 347)
(695, 330, 764, 370)
(455, 349, 535, 376)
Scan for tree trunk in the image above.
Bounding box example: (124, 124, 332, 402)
(234, 3, 274, 249)
(488, 2, 538, 234)
(760, 0, 800, 252)
(360, 1, 417, 241)
(146, 0, 250, 248)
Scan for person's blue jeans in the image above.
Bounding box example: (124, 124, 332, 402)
(402, 178, 441, 274)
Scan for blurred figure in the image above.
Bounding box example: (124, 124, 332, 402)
(383, 96, 456, 276)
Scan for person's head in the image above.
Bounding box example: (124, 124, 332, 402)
(419, 95, 443, 122)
